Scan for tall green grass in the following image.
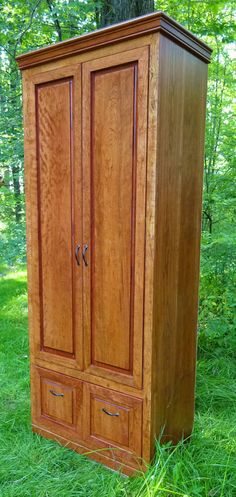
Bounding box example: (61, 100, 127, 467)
(0, 269, 235, 496)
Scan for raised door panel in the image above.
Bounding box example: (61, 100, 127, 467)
(37, 79, 74, 354)
(82, 47, 149, 388)
(83, 383, 142, 467)
(24, 65, 82, 370)
(31, 366, 83, 440)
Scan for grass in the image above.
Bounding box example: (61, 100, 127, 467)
(0, 268, 235, 497)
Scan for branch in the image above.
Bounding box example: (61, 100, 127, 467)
(14, 0, 43, 56)
(46, 0, 63, 41)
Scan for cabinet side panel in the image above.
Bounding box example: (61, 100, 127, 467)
(152, 35, 208, 442)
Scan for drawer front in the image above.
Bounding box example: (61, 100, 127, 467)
(83, 383, 142, 461)
(41, 377, 74, 426)
(31, 367, 83, 439)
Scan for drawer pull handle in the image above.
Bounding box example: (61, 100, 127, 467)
(75, 244, 80, 266)
(82, 244, 88, 266)
(49, 390, 64, 397)
(102, 408, 119, 417)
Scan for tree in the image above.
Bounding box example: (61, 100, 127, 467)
(0, 0, 235, 271)
(96, 0, 155, 27)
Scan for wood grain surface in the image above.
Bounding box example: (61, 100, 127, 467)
(31, 424, 145, 474)
(83, 383, 142, 465)
(82, 46, 148, 388)
(90, 63, 136, 373)
(21, 20, 210, 474)
(41, 377, 74, 425)
(36, 78, 74, 355)
(23, 64, 83, 371)
(151, 34, 208, 444)
(31, 366, 83, 439)
(16, 11, 212, 70)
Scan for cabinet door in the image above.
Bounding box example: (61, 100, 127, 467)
(82, 47, 148, 388)
(24, 65, 83, 370)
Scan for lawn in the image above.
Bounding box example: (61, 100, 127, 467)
(0, 268, 235, 497)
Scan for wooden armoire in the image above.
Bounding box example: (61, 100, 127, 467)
(17, 12, 212, 474)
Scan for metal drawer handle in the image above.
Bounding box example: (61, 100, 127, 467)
(75, 244, 80, 266)
(82, 244, 88, 266)
(101, 408, 119, 417)
(49, 390, 64, 397)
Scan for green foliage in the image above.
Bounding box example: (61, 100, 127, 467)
(199, 232, 236, 356)
(0, 0, 235, 284)
(0, 270, 236, 496)
(0, 219, 26, 267)
(0, 2, 235, 494)
(156, 0, 236, 236)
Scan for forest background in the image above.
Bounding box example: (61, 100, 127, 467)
(0, 1, 235, 496)
(0, 0, 235, 347)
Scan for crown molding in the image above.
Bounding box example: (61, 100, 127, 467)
(16, 11, 212, 70)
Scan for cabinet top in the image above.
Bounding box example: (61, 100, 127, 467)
(16, 11, 212, 70)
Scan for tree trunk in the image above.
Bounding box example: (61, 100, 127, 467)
(46, 0, 63, 41)
(7, 48, 23, 223)
(11, 162, 22, 222)
(97, 0, 155, 28)
(68, 0, 78, 38)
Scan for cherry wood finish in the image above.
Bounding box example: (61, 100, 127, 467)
(151, 36, 208, 446)
(23, 64, 83, 372)
(36, 78, 75, 356)
(32, 367, 83, 440)
(83, 383, 142, 467)
(31, 425, 144, 475)
(82, 47, 148, 388)
(16, 11, 211, 70)
(18, 14, 211, 475)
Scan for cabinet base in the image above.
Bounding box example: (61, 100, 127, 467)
(32, 424, 146, 476)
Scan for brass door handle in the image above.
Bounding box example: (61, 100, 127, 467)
(82, 244, 88, 266)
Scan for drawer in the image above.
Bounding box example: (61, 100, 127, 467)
(31, 366, 83, 439)
(41, 376, 74, 426)
(83, 383, 142, 461)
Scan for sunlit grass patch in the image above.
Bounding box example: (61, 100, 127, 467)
(0, 269, 235, 497)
